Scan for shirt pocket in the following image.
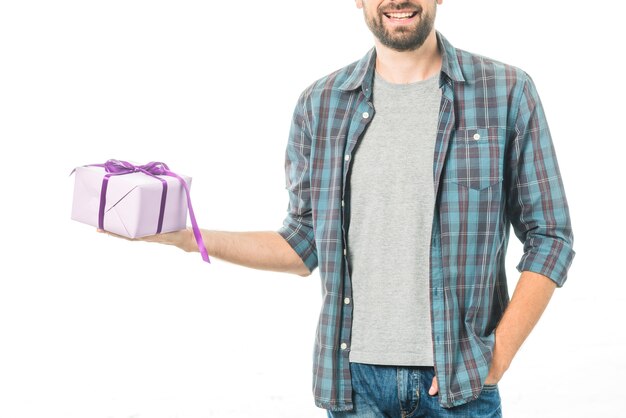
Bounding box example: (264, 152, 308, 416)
(448, 127, 505, 191)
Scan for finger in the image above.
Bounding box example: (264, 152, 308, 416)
(140, 229, 187, 245)
(428, 376, 439, 396)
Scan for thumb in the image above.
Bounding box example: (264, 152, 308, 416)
(428, 376, 439, 396)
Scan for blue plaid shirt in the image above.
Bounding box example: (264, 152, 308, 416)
(278, 33, 574, 411)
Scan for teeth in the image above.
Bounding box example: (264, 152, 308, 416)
(387, 12, 414, 19)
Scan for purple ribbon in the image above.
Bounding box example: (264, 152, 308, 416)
(90, 159, 209, 263)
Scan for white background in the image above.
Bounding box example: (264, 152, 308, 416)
(0, 1, 624, 417)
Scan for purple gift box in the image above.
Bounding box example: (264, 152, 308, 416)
(71, 160, 210, 262)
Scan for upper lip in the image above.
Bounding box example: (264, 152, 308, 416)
(383, 9, 418, 13)
(381, 8, 420, 15)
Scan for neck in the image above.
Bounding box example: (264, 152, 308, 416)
(374, 30, 442, 84)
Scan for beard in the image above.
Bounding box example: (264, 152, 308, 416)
(364, 2, 436, 52)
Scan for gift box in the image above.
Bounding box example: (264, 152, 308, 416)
(71, 161, 192, 239)
(71, 160, 210, 262)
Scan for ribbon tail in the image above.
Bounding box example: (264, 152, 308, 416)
(167, 171, 210, 263)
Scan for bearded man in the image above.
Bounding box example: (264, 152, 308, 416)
(113, 1, 575, 416)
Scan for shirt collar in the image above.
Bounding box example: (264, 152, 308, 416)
(337, 31, 465, 94)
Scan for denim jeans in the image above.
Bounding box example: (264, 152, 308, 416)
(327, 362, 502, 418)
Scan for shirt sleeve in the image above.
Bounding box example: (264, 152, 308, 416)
(277, 93, 318, 273)
(507, 73, 575, 287)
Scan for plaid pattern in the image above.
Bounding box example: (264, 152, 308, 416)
(278, 32, 574, 410)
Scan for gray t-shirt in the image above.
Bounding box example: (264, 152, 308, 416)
(347, 72, 441, 366)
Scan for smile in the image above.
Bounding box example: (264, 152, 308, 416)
(383, 12, 418, 19)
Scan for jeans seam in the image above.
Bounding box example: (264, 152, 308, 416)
(403, 368, 421, 418)
(396, 367, 404, 416)
(400, 369, 422, 418)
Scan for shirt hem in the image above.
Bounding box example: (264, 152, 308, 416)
(315, 398, 353, 412)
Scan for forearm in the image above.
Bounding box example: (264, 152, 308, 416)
(487, 270, 557, 383)
(154, 228, 311, 277)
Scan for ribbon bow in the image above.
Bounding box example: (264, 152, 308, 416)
(90, 159, 210, 263)
(104, 160, 171, 176)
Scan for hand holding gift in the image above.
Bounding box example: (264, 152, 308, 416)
(96, 226, 197, 253)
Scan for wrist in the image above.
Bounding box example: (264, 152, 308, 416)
(486, 334, 511, 384)
(485, 360, 508, 385)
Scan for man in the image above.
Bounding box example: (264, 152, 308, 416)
(110, 0, 574, 416)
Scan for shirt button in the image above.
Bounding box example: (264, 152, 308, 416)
(344, 154, 350, 161)
(362, 112, 369, 119)
(341, 200, 345, 207)
(343, 249, 347, 256)
(344, 297, 351, 305)
(473, 133, 481, 140)
(340, 343, 348, 350)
